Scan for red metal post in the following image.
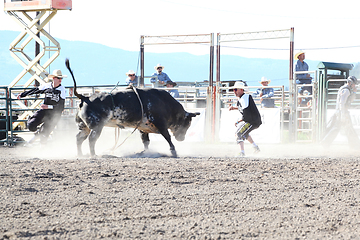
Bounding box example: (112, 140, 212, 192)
(209, 33, 216, 141)
(289, 27, 295, 142)
(216, 33, 220, 84)
(212, 86, 216, 141)
(209, 33, 214, 87)
(140, 36, 145, 88)
(289, 27, 294, 83)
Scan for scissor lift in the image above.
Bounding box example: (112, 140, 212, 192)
(4, 0, 72, 128)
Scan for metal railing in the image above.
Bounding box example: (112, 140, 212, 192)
(325, 79, 360, 108)
(0, 87, 9, 145)
(293, 70, 318, 142)
(8, 87, 41, 145)
(4, 83, 290, 145)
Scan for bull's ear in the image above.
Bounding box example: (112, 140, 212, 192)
(185, 112, 200, 118)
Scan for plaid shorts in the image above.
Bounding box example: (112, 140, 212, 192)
(235, 121, 257, 143)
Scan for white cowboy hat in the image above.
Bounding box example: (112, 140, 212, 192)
(154, 64, 165, 70)
(348, 76, 358, 85)
(126, 70, 136, 76)
(295, 51, 305, 59)
(229, 81, 246, 90)
(260, 77, 271, 84)
(48, 69, 67, 79)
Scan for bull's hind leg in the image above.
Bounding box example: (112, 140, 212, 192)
(88, 125, 104, 156)
(140, 131, 150, 150)
(76, 122, 90, 156)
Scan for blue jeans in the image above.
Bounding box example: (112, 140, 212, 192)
(296, 79, 312, 95)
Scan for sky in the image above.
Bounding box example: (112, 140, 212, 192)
(1, 0, 360, 63)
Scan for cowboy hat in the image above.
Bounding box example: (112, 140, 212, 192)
(295, 51, 305, 59)
(164, 81, 177, 87)
(259, 77, 271, 84)
(126, 70, 136, 76)
(154, 64, 165, 70)
(348, 76, 358, 85)
(48, 69, 67, 79)
(229, 81, 246, 90)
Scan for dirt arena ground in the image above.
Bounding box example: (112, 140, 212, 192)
(1, 136, 360, 239)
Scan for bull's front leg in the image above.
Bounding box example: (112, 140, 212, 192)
(159, 129, 177, 158)
(76, 122, 90, 156)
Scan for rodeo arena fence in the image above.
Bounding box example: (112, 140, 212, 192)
(2, 61, 360, 147)
(1, 82, 288, 147)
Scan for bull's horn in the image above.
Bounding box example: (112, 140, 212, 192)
(186, 112, 200, 118)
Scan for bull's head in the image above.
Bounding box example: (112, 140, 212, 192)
(172, 112, 200, 141)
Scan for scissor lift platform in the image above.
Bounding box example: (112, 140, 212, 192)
(4, 0, 72, 129)
(4, 0, 72, 11)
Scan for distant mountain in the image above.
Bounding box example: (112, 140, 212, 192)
(1, 30, 321, 88)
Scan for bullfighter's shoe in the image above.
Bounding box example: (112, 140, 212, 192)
(236, 152, 245, 157)
(253, 146, 260, 154)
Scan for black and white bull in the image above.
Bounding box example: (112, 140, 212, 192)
(65, 59, 199, 157)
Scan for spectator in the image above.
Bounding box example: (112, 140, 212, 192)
(253, 77, 275, 108)
(165, 81, 179, 98)
(125, 70, 138, 86)
(295, 51, 312, 106)
(150, 64, 171, 87)
(321, 76, 360, 148)
(229, 81, 262, 157)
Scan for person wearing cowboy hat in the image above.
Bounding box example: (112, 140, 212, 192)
(253, 77, 275, 108)
(17, 69, 67, 144)
(321, 76, 360, 148)
(229, 81, 262, 157)
(164, 81, 179, 98)
(125, 70, 138, 86)
(295, 51, 312, 106)
(150, 63, 172, 87)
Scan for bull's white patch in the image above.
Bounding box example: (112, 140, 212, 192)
(147, 102, 152, 109)
(112, 108, 129, 120)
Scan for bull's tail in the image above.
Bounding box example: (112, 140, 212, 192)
(65, 58, 85, 100)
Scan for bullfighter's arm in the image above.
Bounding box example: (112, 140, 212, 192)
(339, 88, 351, 124)
(18, 87, 46, 98)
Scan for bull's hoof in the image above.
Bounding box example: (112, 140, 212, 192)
(136, 150, 149, 157)
(135, 150, 162, 158)
(101, 154, 118, 158)
(171, 150, 177, 158)
(77, 153, 94, 158)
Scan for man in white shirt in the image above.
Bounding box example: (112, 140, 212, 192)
(321, 76, 360, 148)
(229, 81, 262, 157)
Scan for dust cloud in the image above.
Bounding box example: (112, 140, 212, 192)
(15, 123, 358, 160)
